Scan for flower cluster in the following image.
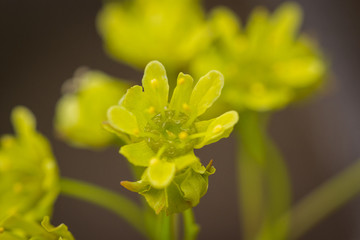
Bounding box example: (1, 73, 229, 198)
(97, 0, 209, 72)
(0, 107, 59, 222)
(55, 69, 129, 149)
(105, 61, 238, 214)
(190, 2, 326, 112)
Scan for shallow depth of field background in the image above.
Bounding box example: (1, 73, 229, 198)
(0, 0, 360, 239)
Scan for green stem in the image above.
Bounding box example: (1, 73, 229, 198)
(236, 111, 291, 240)
(60, 177, 147, 237)
(170, 214, 179, 240)
(183, 209, 199, 240)
(286, 158, 360, 239)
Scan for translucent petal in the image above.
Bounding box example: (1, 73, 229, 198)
(169, 73, 193, 113)
(195, 110, 239, 148)
(189, 70, 224, 117)
(119, 141, 154, 167)
(11, 106, 36, 138)
(173, 152, 199, 171)
(142, 61, 169, 112)
(107, 106, 140, 136)
(119, 85, 152, 130)
(147, 159, 176, 189)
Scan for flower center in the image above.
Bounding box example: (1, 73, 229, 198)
(144, 110, 198, 158)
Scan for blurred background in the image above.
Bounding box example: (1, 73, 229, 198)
(0, 0, 359, 239)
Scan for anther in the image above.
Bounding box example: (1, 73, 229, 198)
(182, 103, 190, 111)
(0, 227, 4, 233)
(179, 131, 188, 140)
(147, 106, 155, 114)
(213, 125, 223, 134)
(133, 128, 140, 136)
(166, 130, 176, 139)
(150, 158, 158, 165)
(150, 78, 158, 88)
(178, 78, 185, 85)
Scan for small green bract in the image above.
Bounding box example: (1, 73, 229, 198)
(105, 61, 238, 214)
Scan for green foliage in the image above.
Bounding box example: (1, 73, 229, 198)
(55, 69, 129, 149)
(0, 107, 59, 222)
(105, 61, 238, 214)
(97, 0, 209, 72)
(190, 2, 326, 112)
(0, 215, 74, 240)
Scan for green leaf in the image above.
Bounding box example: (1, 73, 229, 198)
(189, 70, 224, 117)
(195, 110, 239, 148)
(107, 106, 140, 136)
(147, 159, 176, 189)
(142, 61, 169, 112)
(169, 73, 194, 113)
(119, 141, 154, 167)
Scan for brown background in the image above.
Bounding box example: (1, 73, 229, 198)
(0, 0, 360, 239)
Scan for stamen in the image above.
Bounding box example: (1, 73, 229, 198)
(150, 78, 158, 88)
(178, 77, 185, 85)
(182, 103, 190, 111)
(150, 158, 158, 165)
(213, 125, 223, 134)
(147, 106, 155, 114)
(179, 131, 188, 140)
(0, 227, 4, 233)
(166, 130, 176, 139)
(133, 128, 140, 136)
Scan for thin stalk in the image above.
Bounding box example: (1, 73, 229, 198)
(236, 111, 291, 240)
(170, 214, 179, 240)
(286, 158, 360, 239)
(60, 177, 147, 237)
(183, 209, 199, 240)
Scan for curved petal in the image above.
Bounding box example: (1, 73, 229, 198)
(195, 110, 239, 148)
(142, 61, 169, 112)
(119, 141, 154, 167)
(173, 152, 199, 171)
(11, 106, 36, 137)
(189, 70, 224, 118)
(169, 73, 193, 114)
(107, 106, 140, 136)
(119, 85, 152, 130)
(147, 159, 176, 189)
